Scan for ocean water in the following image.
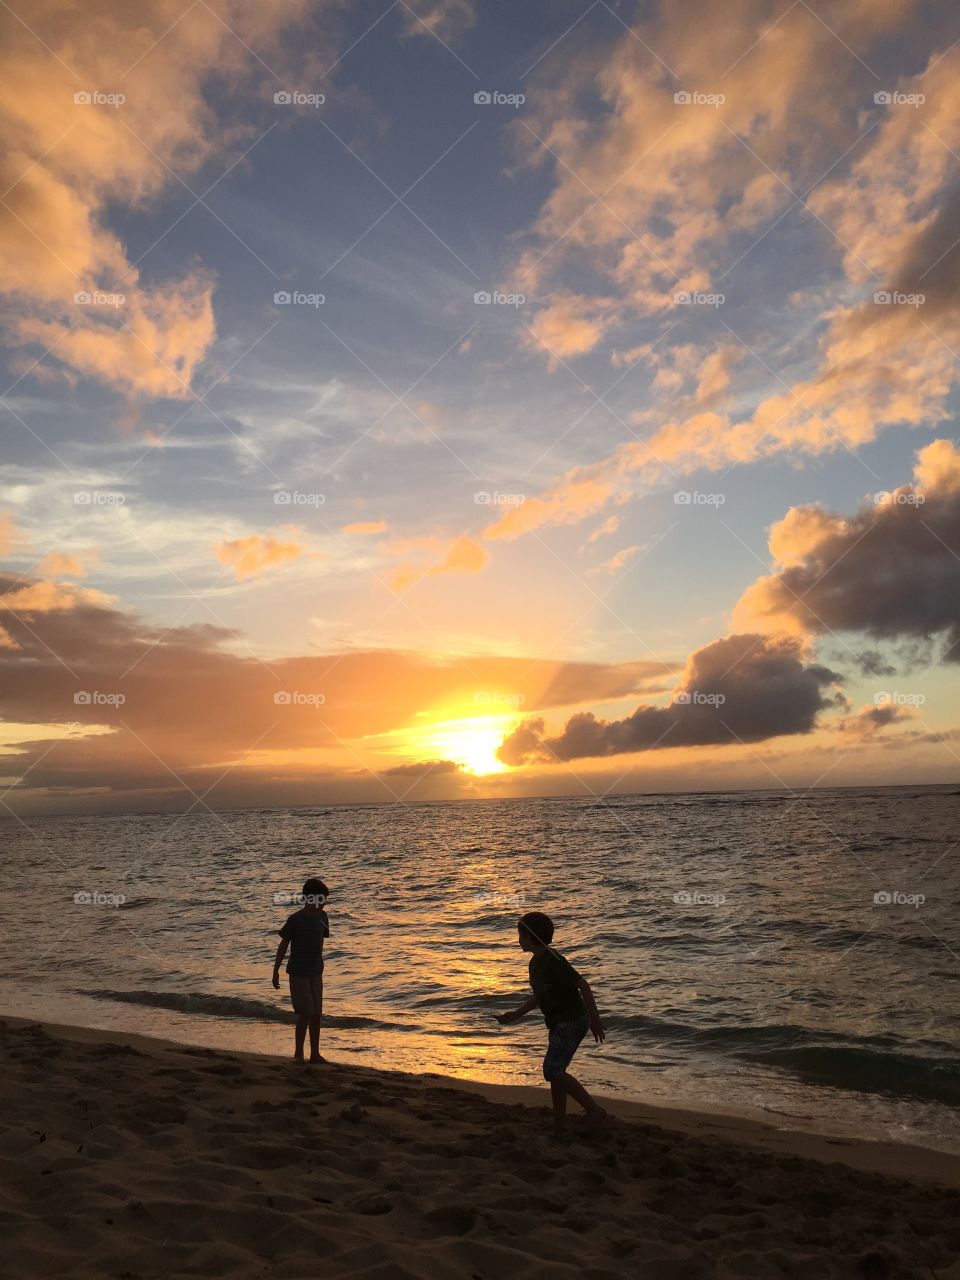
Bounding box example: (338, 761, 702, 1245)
(2, 785, 959, 1153)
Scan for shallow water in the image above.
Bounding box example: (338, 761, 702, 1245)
(2, 785, 959, 1152)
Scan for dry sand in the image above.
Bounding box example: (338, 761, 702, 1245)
(2, 1017, 959, 1279)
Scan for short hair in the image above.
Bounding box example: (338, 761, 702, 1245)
(302, 877, 329, 905)
(519, 911, 554, 945)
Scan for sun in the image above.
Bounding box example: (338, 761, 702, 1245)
(424, 717, 511, 775)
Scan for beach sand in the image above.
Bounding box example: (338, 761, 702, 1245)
(2, 1018, 958, 1279)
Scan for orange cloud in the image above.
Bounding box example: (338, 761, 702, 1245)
(391, 535, 489, 591)
(342, 520, 388, 535)
(0, 0, 325, 396)
(37, 549, 99, 579)
(0, 511, 25, 555)
(214, 528, 311, 581)
(0, 580, 113, 612)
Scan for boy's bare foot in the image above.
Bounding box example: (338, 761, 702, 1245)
(308, 1054, 328, 1064)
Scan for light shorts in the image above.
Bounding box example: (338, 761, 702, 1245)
(288, 974, 324, 1016)
(542, 1013, 589, 1081)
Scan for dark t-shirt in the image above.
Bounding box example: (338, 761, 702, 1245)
(529, 949, 585, 1028)
(280, 909, 329, 977)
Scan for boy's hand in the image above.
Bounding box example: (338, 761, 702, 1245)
(496, 1011, 518, 1025)
(272, 970, 280, 990)
(590, 1017, 605, 1044)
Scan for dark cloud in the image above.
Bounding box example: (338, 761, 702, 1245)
(382, 759, 462, 777)
(497, 634, 840, 765)
(737, 439, 960, 663)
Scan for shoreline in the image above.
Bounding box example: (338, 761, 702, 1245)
(7, 1014, 960, 1188)
(5, 1017, 960, 1279)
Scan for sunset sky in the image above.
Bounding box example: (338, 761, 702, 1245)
(2, 0, 960, 813)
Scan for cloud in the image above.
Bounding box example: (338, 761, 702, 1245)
(342, 520, 388, 535)
(391, 535, 489, 590)
(0, 512, 25, 555)
(589, 544, 643, 575)
(0, 0, 326, 397)
(0, 574, 675, 806)
(400, 0, 476, 42)
(498, 633, 840, 764)
(477, 11, 960, 544)
(214, 528, 311, 581)
(383, 758, 462, 777)
(735, 439, 960, 662)
(37, 549, 99, 579)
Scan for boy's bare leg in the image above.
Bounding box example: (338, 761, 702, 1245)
(294, 1015, 308, 1060)
(550, 1078, 568, 1133)
(308, 1015, 326, 1063)
(561, 1072, 607, 1128)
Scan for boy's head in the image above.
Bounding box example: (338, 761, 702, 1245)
(301, 877, 329, 909)
(518, 911, 554, 952)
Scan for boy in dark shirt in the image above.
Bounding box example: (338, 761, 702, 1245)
(272, 877, 330, 1063)
(496, 910, 607, 1135)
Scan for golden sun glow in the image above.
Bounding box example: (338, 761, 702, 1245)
(420, 716, 512, 775)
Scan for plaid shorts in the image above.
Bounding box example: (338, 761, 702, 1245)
(542, 1013, 589, 1081)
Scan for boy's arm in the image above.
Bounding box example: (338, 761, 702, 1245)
(578, 978, 606, 1043)
(496, 993, 539, 1024)
(272, 938, 289, 989)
